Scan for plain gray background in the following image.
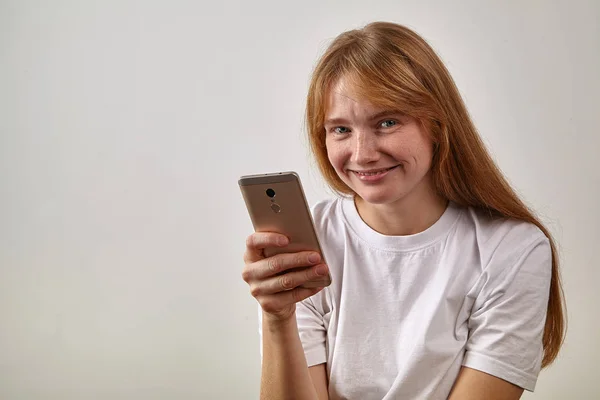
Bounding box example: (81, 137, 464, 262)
(1, 0, 599, 399)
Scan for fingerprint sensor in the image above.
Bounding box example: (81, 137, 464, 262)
(270, 203, 281, 213)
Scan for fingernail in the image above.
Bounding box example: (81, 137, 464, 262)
(278, 236, 289, 246)
(316, 265, 328, 276)
(308, 253, 320, 264)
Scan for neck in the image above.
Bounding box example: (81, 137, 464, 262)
(354, 176, 448, 236)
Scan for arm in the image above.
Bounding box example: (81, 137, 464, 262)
(242, 232, 330, 400)
(309, 364, 329, 400)
(261, 313, 328, 400)
(448, 367, 524, 400)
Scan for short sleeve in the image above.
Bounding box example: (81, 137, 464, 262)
(463, 234, 552, 391)
(295, 296, 328, 367)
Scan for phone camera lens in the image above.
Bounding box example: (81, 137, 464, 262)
(266, 188, 276, 198)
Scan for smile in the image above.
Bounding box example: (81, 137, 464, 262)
(351, 165, 399, 176)
(349, 165, 400, 182)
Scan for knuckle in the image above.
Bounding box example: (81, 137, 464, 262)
(280, 275, 294, 290)
(260, 298, 276, 313)
(249, 285, 261, 298)
(241, 268, 252, 283)
(246, 234, 257, 249)
(243, 249, 255, 264)
(295, 254, 306, 267)
(267, 257, 280, 273)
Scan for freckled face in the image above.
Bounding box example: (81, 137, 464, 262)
(324, 78, 436, 205)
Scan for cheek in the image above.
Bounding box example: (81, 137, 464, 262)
(390, 134, 433, 165)
(388, 120, 434, 163)
(325, 140, 347, 171)
(414, 138, 434, 164)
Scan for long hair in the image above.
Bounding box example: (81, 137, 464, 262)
(305, 21, 565, 367)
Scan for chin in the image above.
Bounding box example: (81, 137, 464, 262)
(354, 188, 405, 206)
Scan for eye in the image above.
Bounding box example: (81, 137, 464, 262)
(380, 119, 397, 128)
(332, 126, 350, 134)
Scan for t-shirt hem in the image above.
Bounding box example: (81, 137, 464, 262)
(305, 347, 327, 367)
(462, 350, 538, 392)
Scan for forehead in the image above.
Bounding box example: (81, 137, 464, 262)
(325, 77, 383, 118)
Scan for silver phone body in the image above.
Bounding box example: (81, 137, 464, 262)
(238, 171, 332, 288)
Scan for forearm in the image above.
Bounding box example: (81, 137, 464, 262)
(260, 311, 317, 400)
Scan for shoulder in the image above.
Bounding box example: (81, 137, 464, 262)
(458, 206, 551, 280)
(464, 207, 548, 250)
(310, 196, 347, 233)
(310, 196, 343, 219)
(311, 197, 348, 252)
(469, 206, 544, 237)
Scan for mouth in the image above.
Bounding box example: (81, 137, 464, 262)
(350, 165, 400, 176)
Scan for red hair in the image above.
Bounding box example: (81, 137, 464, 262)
(305, 21, 565, 367)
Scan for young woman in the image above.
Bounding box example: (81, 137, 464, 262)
(242, 21, 565, 400)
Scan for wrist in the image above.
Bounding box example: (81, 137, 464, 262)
(262, 310, 297, 332)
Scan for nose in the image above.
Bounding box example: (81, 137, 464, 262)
(352, 130, 380, 165)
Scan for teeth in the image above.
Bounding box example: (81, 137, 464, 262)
(355, 167, 394, 176)
(359, 171, 383, 176)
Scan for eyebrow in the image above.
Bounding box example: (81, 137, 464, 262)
(324, 110, 402, 126)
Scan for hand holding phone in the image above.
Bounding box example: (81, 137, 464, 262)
(242, 231, 329, 321)
(239, 172, 332, 320)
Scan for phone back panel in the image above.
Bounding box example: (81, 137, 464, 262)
(239, 172, 331, 287)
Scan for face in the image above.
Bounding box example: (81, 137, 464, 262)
(324, 78, 436, 206)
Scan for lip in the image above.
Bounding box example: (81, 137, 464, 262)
(352, 166, 396, 174)
(349, 165, 399, 182)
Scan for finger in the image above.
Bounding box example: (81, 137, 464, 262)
(253, 251, 322, 281)
(259, 286, 325, 314)
(244, 251, 310, 284)
(244, 232, 289, 263)
(250, 263, 328, 296)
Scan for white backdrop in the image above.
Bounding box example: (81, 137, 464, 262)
(1, 1, 598, 399)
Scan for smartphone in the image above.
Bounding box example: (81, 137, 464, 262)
(238, 171, 332, 288)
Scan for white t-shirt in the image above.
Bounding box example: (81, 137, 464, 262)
(260, 197, 551, 399)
